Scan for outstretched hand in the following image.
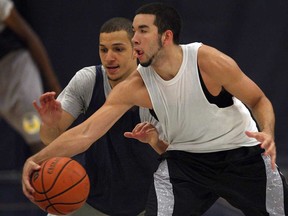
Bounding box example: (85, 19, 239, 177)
(245, 130, 276, 170)
(124, 122, 168, 154)
(124, 122, 159, 145)
(33, 92, 62, 127)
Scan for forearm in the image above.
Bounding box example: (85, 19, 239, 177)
(40, 123, 62, 145)
(251, 96, 275, 137)
(31, 104, 126, 164)
(30, 125, 93, 164)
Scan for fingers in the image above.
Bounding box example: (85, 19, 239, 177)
(22, 176, 35, 201)
(32, 100, 41, 112)
(268, 154, 276, 170)
(245, 131, 264, 142)
(269, 152, 276, 170)
(262, 140, 277, 170)
(123, 132, 133, 138)
(132, 122, 147, 133)
(22, 161, 41, 201)
(245, 131, 255, 138)
(33, 92, 61, 114)
(124, 122, 156, 143)
(39, 92, 56, 105)
(129, 122, 155, 136)
(135, 122, 155, 133)
(263, 147, 276, 170)
(125, 122, 147, 136)
(246, 131, 276, 170)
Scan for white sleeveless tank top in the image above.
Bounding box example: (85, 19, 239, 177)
(138, 42, 259, 153)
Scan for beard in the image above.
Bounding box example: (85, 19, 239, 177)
(139, 36, 163, 67)
(140, 59, 153, 67)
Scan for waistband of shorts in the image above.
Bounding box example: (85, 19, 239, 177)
(161, 145, 264, 162)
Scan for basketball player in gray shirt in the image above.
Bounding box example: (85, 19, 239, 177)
(34, 17, 165, 216)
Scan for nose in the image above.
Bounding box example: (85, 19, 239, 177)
(105, 50, 115, 61)
(132, 32, 140, 45)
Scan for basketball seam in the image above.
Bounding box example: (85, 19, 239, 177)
(34, 158, 73, 200)
(43, 157, 71, 215)
(46, 198, 87, 214)
(32, 157, 89, 215)
(35, 174, 88, 202)
(44, 174, 88, 215)
(43, 158, 74, 194)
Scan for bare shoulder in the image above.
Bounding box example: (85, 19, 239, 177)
(197, 44, 243, 86)
(197, 44, 265, 107)
(198, 44, 236, 71)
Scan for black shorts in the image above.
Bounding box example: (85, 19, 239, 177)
(145, 146, 288, 216)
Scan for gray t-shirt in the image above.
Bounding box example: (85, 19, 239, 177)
(57, 65, 164, 138)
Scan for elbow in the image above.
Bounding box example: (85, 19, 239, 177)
(247, 94, 268, 111)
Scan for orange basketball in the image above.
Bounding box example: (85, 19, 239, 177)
(30, 157, 90, 215)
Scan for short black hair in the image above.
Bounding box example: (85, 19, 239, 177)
(135, 2, 182, 44)
(100, 17, 133, 40)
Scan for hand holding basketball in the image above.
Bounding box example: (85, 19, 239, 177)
(30, 157, 90, 215)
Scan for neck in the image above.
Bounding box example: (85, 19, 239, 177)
(109, 65, 137, 88)
(152, 45, 183, 81)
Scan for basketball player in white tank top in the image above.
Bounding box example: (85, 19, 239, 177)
(138, 42, 259, 153)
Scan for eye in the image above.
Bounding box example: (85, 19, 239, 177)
(99, 47, 108, 53)
(114, 47, 125, 52)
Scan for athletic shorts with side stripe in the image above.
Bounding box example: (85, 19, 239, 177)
(145, 146, 288, 216)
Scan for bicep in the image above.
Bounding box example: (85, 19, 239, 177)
(224, 73, 265, 109)
(199, 45, 265, 109)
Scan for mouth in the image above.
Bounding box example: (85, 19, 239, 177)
(134, 48, 144, 59)
(105, 65, 119, 74)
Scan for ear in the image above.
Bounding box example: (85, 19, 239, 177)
(162, 30, 173, 45)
